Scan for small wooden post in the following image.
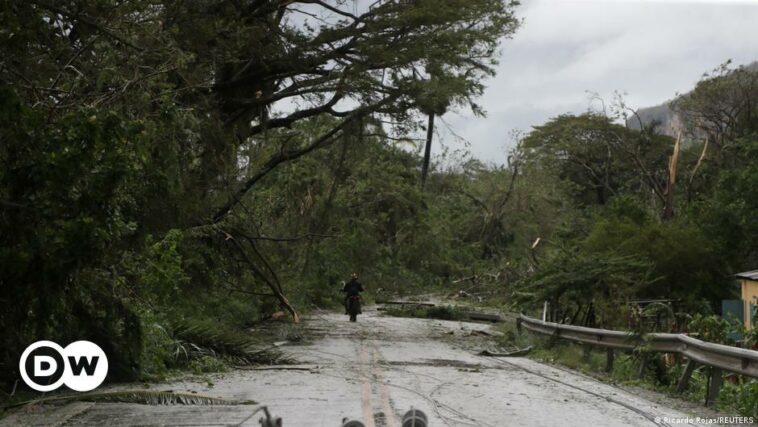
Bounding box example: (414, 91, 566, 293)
(676, 359, 697, 393)
(605, 348, 614, 373)
(705, 367, 723, 407)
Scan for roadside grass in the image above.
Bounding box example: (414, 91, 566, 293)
(493, 322, 758, 419)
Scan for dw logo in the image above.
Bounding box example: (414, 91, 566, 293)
(19, 341, 108, 392)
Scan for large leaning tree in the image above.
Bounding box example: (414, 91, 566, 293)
(203, 0, 522, 220)
(4, 0, 520, 211)
(1, 0, 520, 323)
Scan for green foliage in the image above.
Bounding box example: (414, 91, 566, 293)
(748, 311, 758, 348)
(245, 124, 519, 306)
(131, 230, 190, 307)
(520, 114, 670, 206)
(584, 202, 728, 303)
(0, 87, 147, 381)
(673, 61, 758, 145)
(137, 310, 176, 380)
(686, 313, 743, 345)
(513, 248, 651, 326)
(697, 134, 758, 269)
(169, 318, 260, 364)
(510, 98, 755, 322)
(719, 380, 758, 419)
(188, 356, 228, 375)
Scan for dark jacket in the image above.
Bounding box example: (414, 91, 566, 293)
(342, 278, 364, 296)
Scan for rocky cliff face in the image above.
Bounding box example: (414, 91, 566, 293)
(626, 101, 684, 138)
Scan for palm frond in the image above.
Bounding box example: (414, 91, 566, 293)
(81, 390, 256, 405)
(170, 318, 288, 365)
(4, 390, 256, 409)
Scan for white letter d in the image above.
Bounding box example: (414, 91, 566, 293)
(34, 355, 57, 376)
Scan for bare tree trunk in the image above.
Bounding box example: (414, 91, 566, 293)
(494, 154, 520, 213)
(662, 132, 682, 221)
(686, 137, 709, 203)
(420, 113, 435, 188)
(225, 231, 300, 323)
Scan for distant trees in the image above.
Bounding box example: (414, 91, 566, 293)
(673, 62, 758, 151)
(674, 63, 758, 270)
(511, 65, 758, 323)
(520, 114, 671, 209)
(698, 136, 758, 270)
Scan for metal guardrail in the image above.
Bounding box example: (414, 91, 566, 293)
(517, 314, 758, 378)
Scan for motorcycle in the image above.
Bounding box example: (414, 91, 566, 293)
(347, 294, 362, 322)
(343, 409, 427, 427)
(257, 406, 427, 426)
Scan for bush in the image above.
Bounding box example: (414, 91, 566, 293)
(687, 313, 741, 344)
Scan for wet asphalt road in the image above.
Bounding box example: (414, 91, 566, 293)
(3, 309, 716, 426)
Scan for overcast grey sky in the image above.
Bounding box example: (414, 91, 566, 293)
(436, 0, 758, 164)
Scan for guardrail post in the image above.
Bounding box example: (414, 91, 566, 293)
(605, 349, 614, 373)
(548, 327, 561, 347)
(676, 359, 697, 393)
(705, 367, 723, 407)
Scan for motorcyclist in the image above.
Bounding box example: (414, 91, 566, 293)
(342, 272, 364, 314)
